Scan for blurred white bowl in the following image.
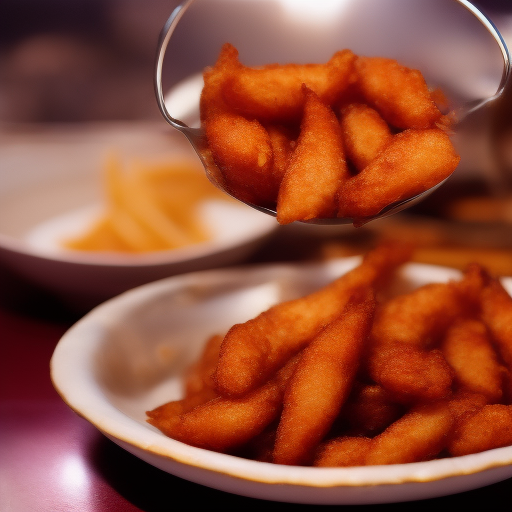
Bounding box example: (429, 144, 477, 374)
(50, 258, 512, 505)
(0, 122, 277, 308)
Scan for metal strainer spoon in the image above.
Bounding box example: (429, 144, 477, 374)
(155, 0, 510, 225)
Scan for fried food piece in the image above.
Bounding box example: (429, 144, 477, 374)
(276, 87, 350, 224)
(314, 437, 372, 467)
(340, 103, 393, 171)
(341, 384, 404, 436)
(184, 334, 224, 399)
(273, 291, 375, 466)
(214, 241, 413, 397)
(222, 47, 357, 123)
(448, 404, 512, 457)
(370, 265, 483, 349)
(367, 344, 454, 403)
(204, 113, 278, 206)
(366, 400, 453, 465)
(442, 319, 505, 403)
(338, 128, 460, 220)
(147, 355, 299, 452)
(200, 43, 240, 121)
(355, 56, 442, 129)
(480, 277, 512, 369)
(266, 124, 297, 185)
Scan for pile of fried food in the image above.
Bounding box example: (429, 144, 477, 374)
(147, 241, 512, 467)
(64, 153, 227, 253)
(199, 44, 460, 225)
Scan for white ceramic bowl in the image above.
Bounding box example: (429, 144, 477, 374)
(50, 258, 512, 505)
(0, 122, 277, 308)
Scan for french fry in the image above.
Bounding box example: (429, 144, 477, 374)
(214, 241, 413, 397)
(273, 290, 375, 466)
(276, 86, 350, 224)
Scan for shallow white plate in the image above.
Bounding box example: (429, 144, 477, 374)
(50, 258, 512, 504)
(0, 122, 277, 308)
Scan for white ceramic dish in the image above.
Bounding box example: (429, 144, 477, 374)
(50, 258, 512, 505)
(0, 123, 277, 308)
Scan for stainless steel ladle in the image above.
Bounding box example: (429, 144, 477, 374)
(155, 0, 510, 225)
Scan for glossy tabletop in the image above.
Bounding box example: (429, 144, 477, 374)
(2, 229, 512, 512)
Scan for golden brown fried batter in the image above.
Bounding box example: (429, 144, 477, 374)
(276, 87, 350, 224)
(273, 290, 375, 466)
(338, 128, 460, 220)
(214, 241, 413, 398)
(314, 437, 372, 467)
(223, 48, 357, 123)
(340, 103, 393, 171)
(442, 319, 505, 403)
(448, 404, 512, 457)
(355, 56, 442, 129)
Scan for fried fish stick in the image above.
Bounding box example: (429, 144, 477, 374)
(185, 334, 224, 398)
(340, 103, 393, 171)
(341, 384, 404, 437)
(448, 404, 512, 457)
(276, 87, 350, 224)
(204, 113, 277, 206)
(200, 43, 240, 121)
(148, 355, 299, 452)
(442, 319, 504, 403)
(370, 264, 484, 349)
(338, 128, 460, 220)
(214, 241, 413, 397)
(367, 344, 453, 403)
(366, 400, 453, 465)
(222, 47, 357, 123)
(480, 277, 512, 369)
(314, 437, 372, 467)
(355, 56, 442, 129)
(273, 291, 375, 466)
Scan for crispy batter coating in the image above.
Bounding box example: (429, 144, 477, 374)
(341, 384, 404, 436)
(276, 87, 350, 224)
(338, 128, 460, 220)
(204, 113, 278, 206)
(370, 267, 482, 349)
(442, 319, 505, 403)
(367, 344, 454, 403)
(223, 47, 357, 123)
(200, 43, 240, 121)
(355, 56, 442, 129)
(480, 277, 512, 369)
(147, 355, 299, 452)
(366, 400, 453, 465)
(273, 291, 375, 466)
(314, 437, 372, 467)
(266, 124, 297, 185)
(448, 404, 512, 457)
(340, 103, 393, 171)
(214, 241, 413, 397)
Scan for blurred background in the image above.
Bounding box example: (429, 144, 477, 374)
(2, 0, 512, 312)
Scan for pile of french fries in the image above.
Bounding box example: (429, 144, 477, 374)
(64, 153, 227, 253)
(147, 242, 512, 467)
(199, 44, 460, 225)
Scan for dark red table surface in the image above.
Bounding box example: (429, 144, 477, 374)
(2, 233, 512, 512)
